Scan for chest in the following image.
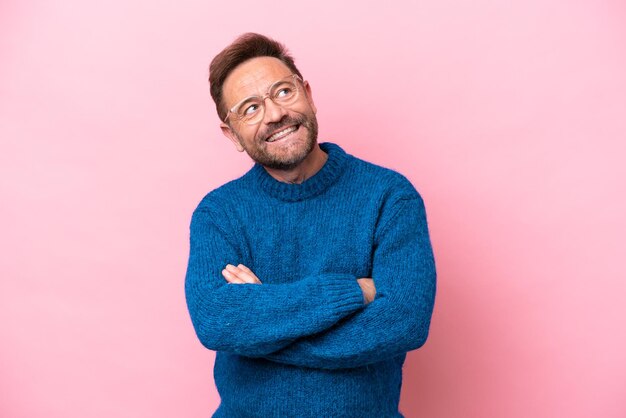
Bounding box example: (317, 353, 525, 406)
(232, 197, 380, 283)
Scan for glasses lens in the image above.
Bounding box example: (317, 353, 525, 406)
(235, 98, 263, 122)
(269, 80, 299, 105)
(232, 75, 301, 125)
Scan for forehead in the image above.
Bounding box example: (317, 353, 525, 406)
(222, 57, 293, 105)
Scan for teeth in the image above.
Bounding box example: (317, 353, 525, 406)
(267, 126, 297, 142)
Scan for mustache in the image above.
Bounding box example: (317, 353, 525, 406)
(257, 115, 307, 141)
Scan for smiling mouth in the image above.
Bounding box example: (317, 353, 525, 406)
(266, 125, 299, 142)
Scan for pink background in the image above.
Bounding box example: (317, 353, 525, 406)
(1, 1, 625, 417)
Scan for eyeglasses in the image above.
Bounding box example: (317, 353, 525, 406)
(224, 74, 303, 125)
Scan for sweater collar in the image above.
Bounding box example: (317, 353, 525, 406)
(250, 142, 349, 202)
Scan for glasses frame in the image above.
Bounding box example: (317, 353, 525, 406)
(224, 74, 303, 125)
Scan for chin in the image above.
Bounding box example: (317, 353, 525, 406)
(240, 113, 319, 170)
(256, 136, 316, 170)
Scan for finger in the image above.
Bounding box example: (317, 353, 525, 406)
(237, 264, 254, 273)
(232, 267, 260, 284)
(225, 264, 259, 284)
(222, 268, 245, 284)
(237, 264, 261, 283)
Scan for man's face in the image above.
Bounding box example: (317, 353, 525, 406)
(220, 57, 318, 170)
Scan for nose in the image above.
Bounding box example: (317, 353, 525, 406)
(262, 96, 288, 124)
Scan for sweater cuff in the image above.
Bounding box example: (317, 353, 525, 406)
(316, 273, 365, 320)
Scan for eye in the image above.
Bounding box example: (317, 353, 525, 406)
(272, 82, 296, 101)
(276, 87, 293, 98)
(240, 102, 260, 117)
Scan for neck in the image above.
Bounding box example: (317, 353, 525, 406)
(263, 144, 328, 184)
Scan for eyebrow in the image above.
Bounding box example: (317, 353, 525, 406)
(229, 75, 294, 106)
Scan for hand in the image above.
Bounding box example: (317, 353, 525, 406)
(357, 278, 376, 304)
(222, 264, 262, 284)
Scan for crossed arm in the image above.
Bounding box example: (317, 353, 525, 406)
(222, 263, 377, 304)
(186, 195, 436, 370)
(185, 207, 368, 357)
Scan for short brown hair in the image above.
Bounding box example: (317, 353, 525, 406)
(209, 33, 303, 122)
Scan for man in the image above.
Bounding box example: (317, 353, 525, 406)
(185, 33, 436, 417)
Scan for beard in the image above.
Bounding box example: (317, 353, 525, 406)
(235, 112, 319, 171)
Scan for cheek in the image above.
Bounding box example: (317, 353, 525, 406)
(246, 126, 265, 143)
(306, 97, 317, 114)
(293, 102, 316, 119)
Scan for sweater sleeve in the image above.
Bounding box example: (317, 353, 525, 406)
(184, 206, 365, 357)
(260, 195, 437, 369)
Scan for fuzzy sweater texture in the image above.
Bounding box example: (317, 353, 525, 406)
(185, 142, 437, 417)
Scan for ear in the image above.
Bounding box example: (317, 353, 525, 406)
(303, 81, 317, 114)
(220, 122, 245, 152)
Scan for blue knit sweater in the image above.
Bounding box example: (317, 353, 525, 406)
(185, 142, 436, 417)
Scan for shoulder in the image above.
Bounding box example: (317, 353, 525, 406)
(186, 173, 257, 242)
(192, 169, 256, 216)
(342, 150, 422, 202)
